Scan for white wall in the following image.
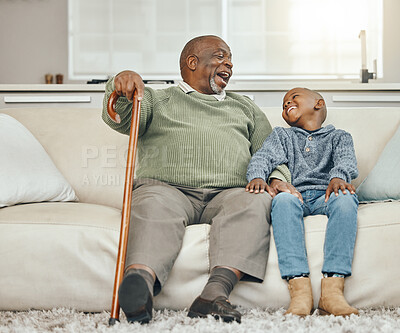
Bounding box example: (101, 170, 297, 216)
(0, 0, 399, 84)
(382, 0, 400, 82)
(0, 0, 73, 84)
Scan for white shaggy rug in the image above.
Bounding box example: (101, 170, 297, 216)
(1, 307, 400, 333)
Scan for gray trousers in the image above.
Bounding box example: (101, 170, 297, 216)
(126, 178, 272, 295)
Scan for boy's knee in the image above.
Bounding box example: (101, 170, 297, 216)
(272, 192, 301, 208)
(327, 192, 358, 210)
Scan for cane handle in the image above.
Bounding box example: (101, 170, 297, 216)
(107, 90, 122, 123)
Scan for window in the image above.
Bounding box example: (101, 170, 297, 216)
(68, 0, 382, 81)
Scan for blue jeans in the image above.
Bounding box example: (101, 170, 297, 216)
(271, 190, 358, 279)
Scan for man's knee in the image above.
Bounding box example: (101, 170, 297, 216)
(132, 183, 193, 219)
(243, 190, 272, 212)
(213, 188, 272, 223)
(223, 188, 271, 206)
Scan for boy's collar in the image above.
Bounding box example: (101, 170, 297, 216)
(292, 124, 335, 134)
(304, 128, 322, 134)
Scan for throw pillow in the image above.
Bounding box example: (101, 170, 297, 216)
(0, 114, 78, 208)
(356, 124, 400, 203)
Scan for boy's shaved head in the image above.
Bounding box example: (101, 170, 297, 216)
(302, 88, 324, 100)
(307, 88, 327, 123)
(298, 88, 327, 123)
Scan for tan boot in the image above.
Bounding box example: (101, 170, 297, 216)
(318, 277, 359, 316)
(284, 277, 314, 316)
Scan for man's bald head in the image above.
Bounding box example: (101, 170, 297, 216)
(179, 35, 225, 72)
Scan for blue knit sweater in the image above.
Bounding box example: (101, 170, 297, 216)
(246, 125, 358, 193)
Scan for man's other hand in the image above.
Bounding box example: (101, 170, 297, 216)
(269, 179, 303, 203)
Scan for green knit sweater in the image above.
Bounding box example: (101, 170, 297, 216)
(102, 78, 290, 188)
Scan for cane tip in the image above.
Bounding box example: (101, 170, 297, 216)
(109, 317, 120, 326)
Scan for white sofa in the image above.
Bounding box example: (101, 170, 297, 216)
(0, 106, 399, 312)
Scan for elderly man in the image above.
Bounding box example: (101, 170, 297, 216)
(102, 35, 294, 324)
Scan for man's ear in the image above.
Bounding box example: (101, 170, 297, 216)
(314, 99, 325, 110)
(186, 55, 198, 71)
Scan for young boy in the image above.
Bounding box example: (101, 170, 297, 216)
(246, 88, 359, 317)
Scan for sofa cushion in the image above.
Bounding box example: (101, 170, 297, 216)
(264, 107, 400, 189)
(0, 108, 129, 210)
(1, 201, 400, 311)
(0, 114, 77, 208)
(0, 202, 119, 311)
(154, 224, 210, 310)
(357, 124, 400, 203)
(0, 202, 211, 311)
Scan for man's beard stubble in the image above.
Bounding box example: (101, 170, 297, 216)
(210, 76, 223, 95)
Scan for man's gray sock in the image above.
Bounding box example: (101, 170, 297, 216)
(125, 268, 155, 296)
(200, 267, 239, 301)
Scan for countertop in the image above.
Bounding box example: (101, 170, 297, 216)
(1, 81, 400, 92)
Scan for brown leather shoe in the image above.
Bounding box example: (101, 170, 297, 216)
(118, 273, 153, 324)
(188, 296, 241, 323)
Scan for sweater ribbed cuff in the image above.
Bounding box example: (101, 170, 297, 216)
(329, 172, 348, 183)
(246, 171, 266, 182)
(267, 169, 287, 184)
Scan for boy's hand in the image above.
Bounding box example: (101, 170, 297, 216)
(325, 177, 356, 202)
(270, 179, 303, 203)
(246, 178, 274, 196)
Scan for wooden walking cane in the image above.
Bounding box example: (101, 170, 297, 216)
(107, 90, 141, 325)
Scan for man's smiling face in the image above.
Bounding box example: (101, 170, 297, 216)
(191, 37, 233, 95)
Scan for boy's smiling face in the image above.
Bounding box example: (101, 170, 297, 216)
(282, 88, 326, 131)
